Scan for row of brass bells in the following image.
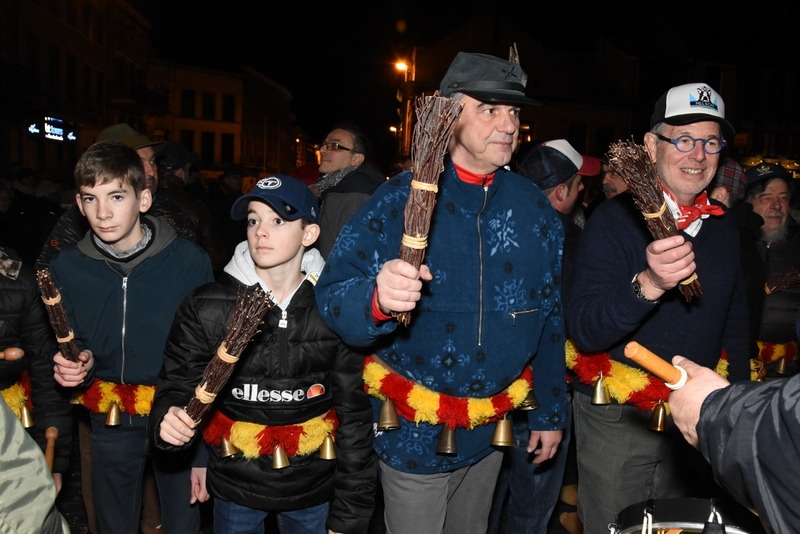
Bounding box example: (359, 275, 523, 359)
(105, 402, 121, 426)
(19, 404, 34, 428)
(377, 399, 401, 431)
(591, 372, 611, 405)
(648, 400, 667, 432)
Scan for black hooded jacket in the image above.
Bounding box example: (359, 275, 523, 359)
(150, 273, 376, 533)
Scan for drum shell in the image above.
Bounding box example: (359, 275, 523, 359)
(613, 498, 764, 534)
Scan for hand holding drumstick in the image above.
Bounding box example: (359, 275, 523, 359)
(624, 341, 687, 389)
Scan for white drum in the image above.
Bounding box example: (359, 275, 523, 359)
(609, 498, 764, 534)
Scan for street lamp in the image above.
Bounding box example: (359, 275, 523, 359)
(394, 48, 416, 156)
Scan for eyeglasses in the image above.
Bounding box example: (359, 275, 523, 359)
(656, 134, 726, 155)
(319, 141, 352, 152)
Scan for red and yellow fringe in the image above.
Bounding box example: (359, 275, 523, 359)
(566, 340, 729, 412)
(203, 409, 338, 459)
(1, 371, 32, 419)
(363, 355, 532, 430)
(757, 341, 798, 363)
(73, 378, 155, 416)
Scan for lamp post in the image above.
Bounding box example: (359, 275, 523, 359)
(395, 48, 416, 156)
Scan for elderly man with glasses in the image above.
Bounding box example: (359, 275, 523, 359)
(314, 123, 386, 258)
(565, 82, 752, 532)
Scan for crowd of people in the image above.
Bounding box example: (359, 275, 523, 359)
(2, 47, 799, 534)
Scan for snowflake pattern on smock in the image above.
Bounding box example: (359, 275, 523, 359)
(487, 208, 519, 256)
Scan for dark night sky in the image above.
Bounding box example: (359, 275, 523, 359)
(136, 1, 795, 171)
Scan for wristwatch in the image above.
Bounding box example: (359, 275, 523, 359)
(631, 274, 659, 304)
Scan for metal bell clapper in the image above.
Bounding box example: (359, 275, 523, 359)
(377, 398, 401, 431)
(219, 437, 240, 458)
(272, 443, 290, 469)
(775, 357, 787, 375)
(436, 426, 457, 455)
(518, 390, 540, 411)
(105, 402, 121, 426)
(491, 414, 514, 447)
(319, 433, 336, 460)
(591, 372, 611, 405)
(648, 400, 667, 432)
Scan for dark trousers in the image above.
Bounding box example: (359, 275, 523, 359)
(89, 412, 201, 534)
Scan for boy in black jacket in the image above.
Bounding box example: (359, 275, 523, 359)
(151, 174, 376, 533)
(51, 141, 214, 533)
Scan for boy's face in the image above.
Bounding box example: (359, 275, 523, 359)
(246, 200, 319, 272)
(76, 179, 152, 253)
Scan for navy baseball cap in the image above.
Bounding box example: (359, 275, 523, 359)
(231, 174, 319, 223)
(744, 162, 792, 192)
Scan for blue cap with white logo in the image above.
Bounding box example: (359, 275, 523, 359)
(230, 174, 319, 223)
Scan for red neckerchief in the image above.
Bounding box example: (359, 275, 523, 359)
(453, 163, 496, 186)
(665, 190, 725, 230)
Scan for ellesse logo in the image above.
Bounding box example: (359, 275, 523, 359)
(231, 383, 326, 403)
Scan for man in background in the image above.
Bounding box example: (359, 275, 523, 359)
(156, 140, 227, 273)
(314, 123, 385, 258)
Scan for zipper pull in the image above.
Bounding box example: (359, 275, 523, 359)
(278, 309, 288, 329)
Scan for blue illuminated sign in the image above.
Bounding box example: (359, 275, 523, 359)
(27, 116, 77, 143)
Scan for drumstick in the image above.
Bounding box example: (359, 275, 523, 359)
(45, 427, 58, 473)
(0, 347, 25, 360)
(624, 341, 687, 390)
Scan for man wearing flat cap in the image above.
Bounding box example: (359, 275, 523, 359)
(741, 162, 800, 377)
(316, 50, 568, 533)
(566, 83, 751, 532)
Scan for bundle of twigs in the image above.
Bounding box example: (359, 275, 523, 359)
(35, 269, 81, 362)
(185, 286, 275, 423)
(608, 138, 701, 301)
(765, 266, 800, 295)
(393, 92, 462, 326)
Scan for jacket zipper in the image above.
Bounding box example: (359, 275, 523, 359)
(279, 308, 288, 373)
(120, 275, 128, 384)
(477, 182, 489, 346)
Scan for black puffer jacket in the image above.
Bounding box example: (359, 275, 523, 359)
(151, 273, 376, 533)
(0, 245, 72, 473)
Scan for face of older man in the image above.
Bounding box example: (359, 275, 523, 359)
(644, 121, 722, 206)
(137, 146, 158, 194)
(447, 95, 520, 175)
(318, 128, 364, 175)
(750, 178, 791, 240)
(601, 163, 628, 198)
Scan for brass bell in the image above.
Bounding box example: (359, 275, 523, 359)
(19, 404, 34, 428)
(319, 433, 336, 460)
(220, 437, 240, 458)
(105, 402, 121, 426)
(775, 357, 787, 375)
(377, 398, 401, 431)
(648, 400, 667, 432)
(491, 414, 514, 447)
(591, 372, 611, 405)
(518, 390, 539, 411)
(272, 443, 290, 469)
(436, 426, 457, 455)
